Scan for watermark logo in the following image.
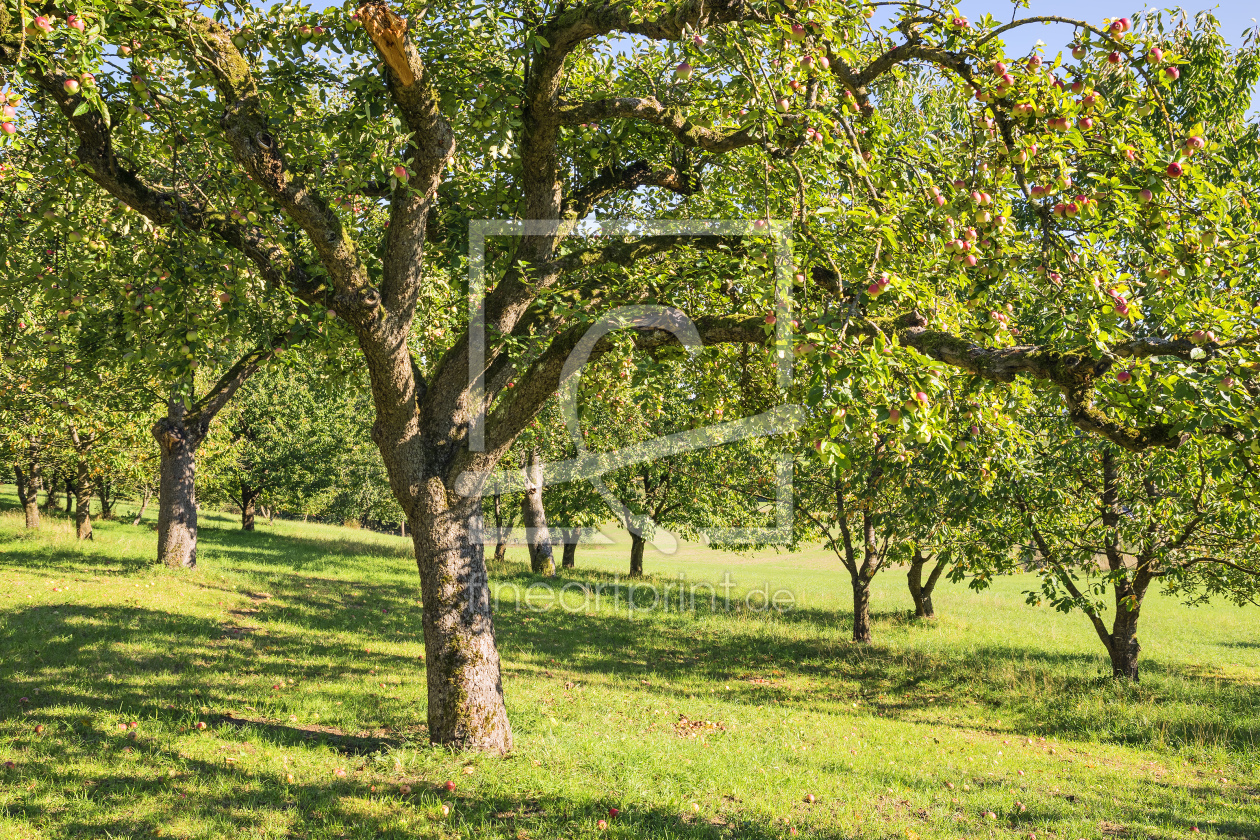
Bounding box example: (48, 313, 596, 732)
(458, 219, 802, 551)
(493, 572, 797, 616)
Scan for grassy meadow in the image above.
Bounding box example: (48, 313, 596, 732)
(1, 487, 1258, 839)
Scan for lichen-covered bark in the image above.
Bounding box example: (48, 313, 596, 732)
(410, 482, 512, 753)
(154, 406, 200, 569)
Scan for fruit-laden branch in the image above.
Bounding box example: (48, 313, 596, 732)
(557, 97, 762, 153)
(0, 59, 319, 299)
(873, 311, 1202, 451)
(563, 161, 701, 219)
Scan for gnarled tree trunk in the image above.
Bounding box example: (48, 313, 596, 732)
(410, 479, 512, 753)
(14, 461, 41, 529)
(154, 401, 201, 569)
(562, 540, 576, 569)
(521, 449, 554, 576)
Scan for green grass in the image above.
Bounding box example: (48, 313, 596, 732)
(1, 489, 1258, 839)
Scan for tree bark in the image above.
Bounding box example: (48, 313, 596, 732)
(14, 462, 41, 529)
(410, 491, 512, 753)
(95, 477, 114, 520)
(241, 484, 258, 531)
(521, 449, 555, 576)
(153, 401, 201, 569)
(43, 474, 61, 512)
(64, 477, 75, 515)
(851, 577, 873, 643)
(562, 540, 576, 569)
(907, 548, 947, 619)
(629, 532, 646, 577)
(492, 491, 507, 563)
(73, 460, 93, 541)
(132, 484, 152, 526)
(1107, 611, 1142, 680)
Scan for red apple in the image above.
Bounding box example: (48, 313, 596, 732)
(1138, 188, 1153, 203)
(393, 164, 409, 181)
(1118, 17, 1132, 32)
(597, 820, 608, 830)
(1166, 161, 1183, 178)
(195, 721, 207, 730)
(1078, 117, 1093, 130)
(33, 15, 53, 33)
(1116, 369, 1132, 383)
(1, 122, 15, 135)
(1026, 55, 1042, 69)
(804, 793, 816, 803)
(445, 780, 457, 791)
(692, 34, 706, 47)
(765, 314, 776, 325)
(1146, 46, 1163, 65)
(609, 807, 620, 818)
(1164, 66, 1180, 80)
(1107, 51, 1121, 65)
(1071, 44, 1087, 60)
(63, 79, 80, 94)
(790, 23, 806, 42)
(674, 62, 693, 80)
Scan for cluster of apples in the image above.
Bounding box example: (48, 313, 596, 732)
(1106, 287, 1132, 318)
(1, 92, 20, 136)
(866, 271, 894, 297)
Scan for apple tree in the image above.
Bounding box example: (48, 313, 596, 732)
(5, 0, 1260, 753)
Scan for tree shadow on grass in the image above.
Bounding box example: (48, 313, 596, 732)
(487, 587, 1260, 755)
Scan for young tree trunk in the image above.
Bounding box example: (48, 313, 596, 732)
(132, 484, 152, 526)
(153, 403, 201, 569)
(64, 477, 75, 515)
(241, 484, 258, 531)
(907, 548, 947, 619)
(629, 532, 646, 577)
(491, 491, 507, 563)
(14, 462, 40, 529)
(73, 461, 93, 541)
(95, 477, 114, 520)
(562, 540, 576, 569)
(521, 449, 554, 576)
(851, 577, 873, 643)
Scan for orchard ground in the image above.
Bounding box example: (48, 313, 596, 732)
(0, 489, 1257, 840)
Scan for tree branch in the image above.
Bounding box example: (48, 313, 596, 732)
(558, 97, 761, 153)
(563, 160, 700, 219)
